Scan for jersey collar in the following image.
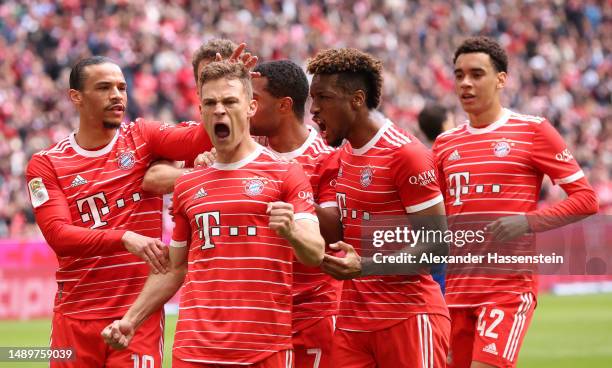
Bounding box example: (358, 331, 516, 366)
(212, 144, 264, 170)
(465, 108, 512, 135)
(351, 111, 393, 156)
(269, 126, 317, 160)
(69, 129, 119, 157)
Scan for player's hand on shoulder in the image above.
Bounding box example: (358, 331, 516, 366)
(267, 201, 296, 239)
(121, 231, 169, 274)
(194, 148, 217, 168)
(321, 241, 362, 280)
(101, 319, 135, 350)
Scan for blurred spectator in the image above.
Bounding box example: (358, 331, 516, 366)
(417, 103, 455, 146)
(0, 0, 609, 238)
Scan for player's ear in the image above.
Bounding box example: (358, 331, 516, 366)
(247, 98, 257, 118)
(69, 89, 82, 106)
(351, 90, 366, 110)
(496, 71, 507, 89)
(278, 97, 293, 114)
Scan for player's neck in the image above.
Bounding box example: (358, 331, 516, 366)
(468, 104, 504, 128)
(75, 122, 118, 150)
(347, 110, 385, 149)
(267, 119, 309, 153)
(215, 136, 259, 164)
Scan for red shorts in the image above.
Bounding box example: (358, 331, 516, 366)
(49, 309, 164, 368)
(293, 316, 335, 368)
(332, 314, 450, 368)
(448, 293, 536, 368)
(172, 350, 294, 368)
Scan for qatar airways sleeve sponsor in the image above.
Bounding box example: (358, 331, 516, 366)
(531, 120, 584, 185)
(393, 146, 443, 213)
(282, 163, 317, 218)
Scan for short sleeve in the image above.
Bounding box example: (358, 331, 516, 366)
(314, 150, 340, 208)
(431, 139, 448, 207)
(392, 143, 443, 213)
(170, 188, 191, 248)
(281, 163, 318, 222)
(531, 120, 584, 185)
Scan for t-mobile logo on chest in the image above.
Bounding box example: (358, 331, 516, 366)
(76, 191, 142, 228)
(195, 211, 258, 250)
(448, 172, 502, 206)
(76, 193, 110, 229)
(336, 192, 371, 222)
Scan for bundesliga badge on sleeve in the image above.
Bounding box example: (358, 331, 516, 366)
(28, 177, 49, 208)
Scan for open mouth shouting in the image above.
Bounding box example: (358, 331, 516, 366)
(313, 115, 327, 140)
(214, 122, 231, 140)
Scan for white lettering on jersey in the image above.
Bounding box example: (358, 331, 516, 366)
(555, 148, 573, 162)
(298, 190, 314, 204)
(195, 211, 221, 249)
(76, 192, 110, 229)
(408, 169, 436, 186)
(336, 192, 347, 221)
(449, 172, 470, 206)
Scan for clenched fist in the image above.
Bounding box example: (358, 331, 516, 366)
(267, 202, 296, 239)
(101, 319, 135, 350)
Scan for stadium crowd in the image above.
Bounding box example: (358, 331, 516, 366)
(0, 0, 610, 238)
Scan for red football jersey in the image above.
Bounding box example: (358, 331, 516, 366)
(335, 118, 448, 332)
(432, 108, 587, 306)
(170, 145, 317, 365)
(270, 127, 342, 333)
(25, 119, 212, 319)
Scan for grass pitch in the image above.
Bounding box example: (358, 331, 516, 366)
(0, 293, 610, 367)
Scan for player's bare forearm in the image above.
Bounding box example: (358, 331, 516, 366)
(142, 161, 187, 194)
(314, 205, 342, 244)
(286, 219, 325, 267)
(122, 246, 188, 329)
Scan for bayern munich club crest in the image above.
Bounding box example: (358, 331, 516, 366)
(243, 177, 268, 196)
(492, 139, 514, 158)
(117, 151, 135, 170)
(360, 166, 374, 188)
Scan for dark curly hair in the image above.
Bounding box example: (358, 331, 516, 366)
(254, 60, 309, 120)
(453, 36, 508, 73)
(192, 39, 237, 82)
(306, 48, 383, 109)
